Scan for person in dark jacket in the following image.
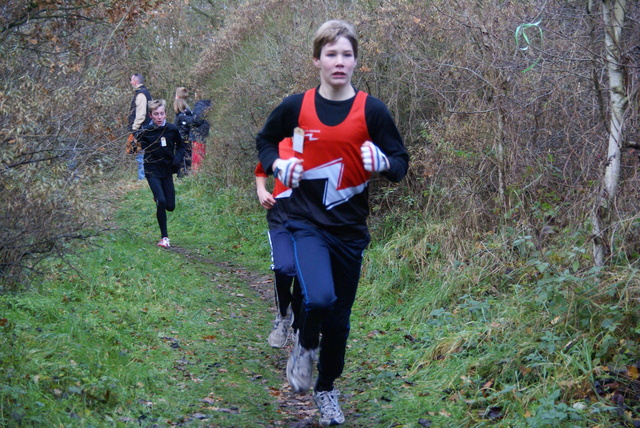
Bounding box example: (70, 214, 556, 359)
(173, 87, 193, 177)
(255, 20, 409, 426)
(135, 99, 185, 248)
(128, 73, 152, 181)
(174, 91, 211, 175)
(190, 99, 212, 172)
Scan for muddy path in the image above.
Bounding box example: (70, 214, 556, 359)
(169, 245, 323, 427)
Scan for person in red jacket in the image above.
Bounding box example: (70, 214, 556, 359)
(255, 20, 409, 426)
(255, 138, 301, 348)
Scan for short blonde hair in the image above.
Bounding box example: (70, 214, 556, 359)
(148, 99, 166, 113)
(313, 20, 358, 60)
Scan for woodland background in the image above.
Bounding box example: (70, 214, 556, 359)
(2, 0, 640, 426)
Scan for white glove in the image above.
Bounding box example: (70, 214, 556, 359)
(273, 158, 303, 188)
(361, 141, 390, 172)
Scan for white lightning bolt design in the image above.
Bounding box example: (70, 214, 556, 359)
(275, 189, 292, 199)
(302, 158, 368, 210)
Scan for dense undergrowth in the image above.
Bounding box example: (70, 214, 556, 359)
(360, 213, 640, 427)
(3, 0, 640, 426)
(2, 169, 640, 427)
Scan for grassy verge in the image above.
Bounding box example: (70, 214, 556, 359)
(2, 174, 638, 427)
(1, 175, 283, 427)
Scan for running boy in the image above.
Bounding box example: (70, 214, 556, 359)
(255, 20, 409, 426)
(135, 99, 185, 248)
(255, 138, 301, 348)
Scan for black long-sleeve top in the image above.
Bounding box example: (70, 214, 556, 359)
(136, 121, 185, 178)
(256, 88, 409, 239)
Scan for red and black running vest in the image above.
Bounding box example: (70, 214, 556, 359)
(289, 88, 373, 233)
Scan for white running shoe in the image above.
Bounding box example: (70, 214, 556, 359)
(157, 237, 170, 248)
(314, 389, 345, 426)
(268, 306, 293, 348)
(286, 333, 316, 392)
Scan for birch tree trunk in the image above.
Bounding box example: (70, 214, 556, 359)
(592, 0, 628, 266)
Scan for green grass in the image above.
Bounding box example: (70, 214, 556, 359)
(1, 174, 638, 427)
(1, 176, 280, 427)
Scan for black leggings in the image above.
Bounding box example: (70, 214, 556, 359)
(146, 175, 175, 239)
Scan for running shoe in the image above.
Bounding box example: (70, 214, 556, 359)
(314, 389, 345, 426)
(157, 237, 170, 248)
(268, 306, 293, 348)
(286, 333, 316, 392)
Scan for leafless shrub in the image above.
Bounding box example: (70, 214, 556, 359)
(187, 0, 640, 262)
(0, 1, 162, 288)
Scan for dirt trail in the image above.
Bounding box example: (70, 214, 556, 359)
(170, 245, 322, 427)
(105, 178, 323, 426)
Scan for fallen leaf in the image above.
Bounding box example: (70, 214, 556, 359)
(482, 379, 494, 390)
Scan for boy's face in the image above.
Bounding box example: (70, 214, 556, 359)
(314, 36, 356, 90)
(150, 106, 166, 126)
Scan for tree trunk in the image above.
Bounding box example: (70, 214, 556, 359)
(497, 105, 507, 213)
(592, 0, 628, 266)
